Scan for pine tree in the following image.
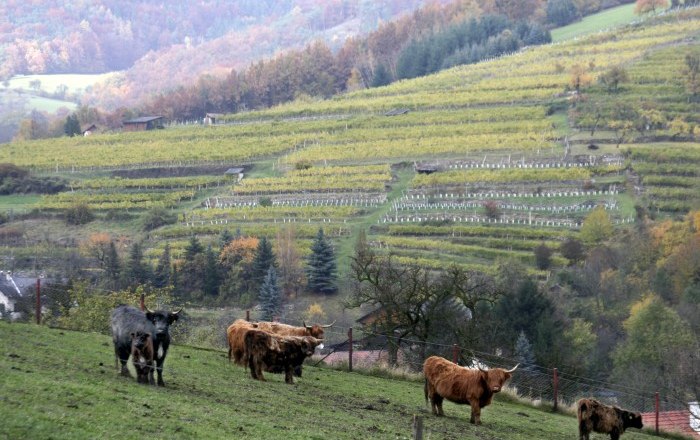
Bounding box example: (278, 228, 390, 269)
(64, 114, 81, 137)
(203, 245, 221, 296)
(103, 241, 121, 288)
(153, 243, 172, 288)
(124, 242, 152, 287)
(306, 228, 337, 294)
(184, 235, 204, 261)
(252, 236, 277, 290)
(259, 266, 282, 321)
(514, 330, 535, 370)
(219, 229, 234, 248)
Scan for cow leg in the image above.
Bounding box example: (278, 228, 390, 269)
(155, 356, 165, 386)
(578, 423, 589, 440)
(248, 354, 259, 379)
(115, 345, 130, 376)
(433, 394, 444, 416)
(148, 361, 156, 386)
(610, 429, 620, 440)
(285, 366, 294, 384)
(469, 399, 481, 425)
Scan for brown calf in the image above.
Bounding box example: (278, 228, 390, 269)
(130, 331, 154, 385)
(577, 398, 643, 440)
(423, 356, 517, 425)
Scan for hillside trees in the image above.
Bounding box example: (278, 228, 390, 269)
(546, 0, 579, 26)
(612, 295, 699, 398)
(306, 228, 338, 295)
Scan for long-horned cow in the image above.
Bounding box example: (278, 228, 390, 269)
(111, 304, 181, 386)
(577, 398, 643, 440)
(423, 356, 518, 425)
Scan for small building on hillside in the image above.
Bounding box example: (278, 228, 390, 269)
(82, 124, 97, 136)
(204, 113, 223, 125)
(123, 116, 164, 132)
(0, 271, 38, 320)
(224, 167, 245, 182)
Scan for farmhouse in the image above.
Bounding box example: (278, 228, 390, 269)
(123, 116, 164, 132)
(0, 271, 37, 320)
(81, 124, 96, 136)
(204, 113, 223, 125)
(224, 167, 245, 182)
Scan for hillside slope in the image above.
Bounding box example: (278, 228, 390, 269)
(0, 322, 663, 440)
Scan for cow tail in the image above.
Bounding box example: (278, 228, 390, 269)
(424, 377, 428, 405)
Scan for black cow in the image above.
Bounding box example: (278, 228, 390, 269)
(110, 305, 181, 386)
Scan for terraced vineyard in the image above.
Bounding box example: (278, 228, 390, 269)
(3, 9, 700, 273)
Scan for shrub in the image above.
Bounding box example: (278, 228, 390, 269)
(65, 203, 94, 225)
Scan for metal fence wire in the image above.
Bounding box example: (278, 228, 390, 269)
(316, 325, 699, 439)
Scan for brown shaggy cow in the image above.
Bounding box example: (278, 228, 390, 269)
(226, 319, 258, 365)
(577, 398, 643, 440)
(130, 331, 155, 385)
(244, 329, 322, 384)
(255, 320, 334, 339)
(423, 356, 518, 425)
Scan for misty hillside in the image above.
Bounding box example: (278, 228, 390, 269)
(1, 0, 440, 107)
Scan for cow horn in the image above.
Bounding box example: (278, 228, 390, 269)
(321, 320, 336, 328)
(478, 365, 488, 373)
(505, 364, 520, 373)
(145, 307, 154, 314)
(172, 308, 183, 315)
(303, 320, 312, 329)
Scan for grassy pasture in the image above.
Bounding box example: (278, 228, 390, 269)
(0, 322, 667, 440)
(551, 3, 638, 42)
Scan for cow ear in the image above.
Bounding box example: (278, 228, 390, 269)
(145, 312, 155, 322)
(168, 313, 179, 324)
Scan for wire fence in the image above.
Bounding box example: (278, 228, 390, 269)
(314, 325, 700, 439)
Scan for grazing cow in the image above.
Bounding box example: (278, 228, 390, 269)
(244, 329, 322, 384)
(111, 305, 181, 386)
(130, 331, 155, 385)
(423, 356, 518, 425)
(226, 319, 258, 365)
(577, 398, 643, 440)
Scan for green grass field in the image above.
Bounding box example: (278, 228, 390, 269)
(0, 322, 671, 440)
(551, 3, 638, 42)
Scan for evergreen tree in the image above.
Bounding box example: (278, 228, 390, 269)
(219, 229, 234, 248)
(103, 241, 121, 288)
(306, 228, 338, 294)
(259, 266, 282, 321)
(63, 114, 81, 137)
(252, 237, 277, 290)
(371, 64, 392, 88)
(203, 245, 221, 296)
(184, 235, 204, 261)
(153, 243, 172, 288)
(123, 242, 152, 287)
(514, 330, 536, 370)
(546, 0, 579, 26)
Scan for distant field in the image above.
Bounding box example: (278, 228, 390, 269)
(0, 194, 40, 212)
(5, 73, 114, 113)
(6, 73, 115, 94)
(551, 3, 638, 42)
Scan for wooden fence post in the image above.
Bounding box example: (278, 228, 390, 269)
(452, 344, 459, 364)
(246, 310, 250, 322)
(35, 278, 41, 325)
(553, 368, 559, 412)
(140, 293, 145, 311)
(412, 415, 423, 440)
(348, 327, 353, 372)
(655, 392, 659, 435)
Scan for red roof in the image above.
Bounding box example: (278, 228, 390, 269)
(642, 410, 700, 438)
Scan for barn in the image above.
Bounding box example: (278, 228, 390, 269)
(123, 116, 164, 132)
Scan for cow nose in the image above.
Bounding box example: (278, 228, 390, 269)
(493, 386, 500, 392)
